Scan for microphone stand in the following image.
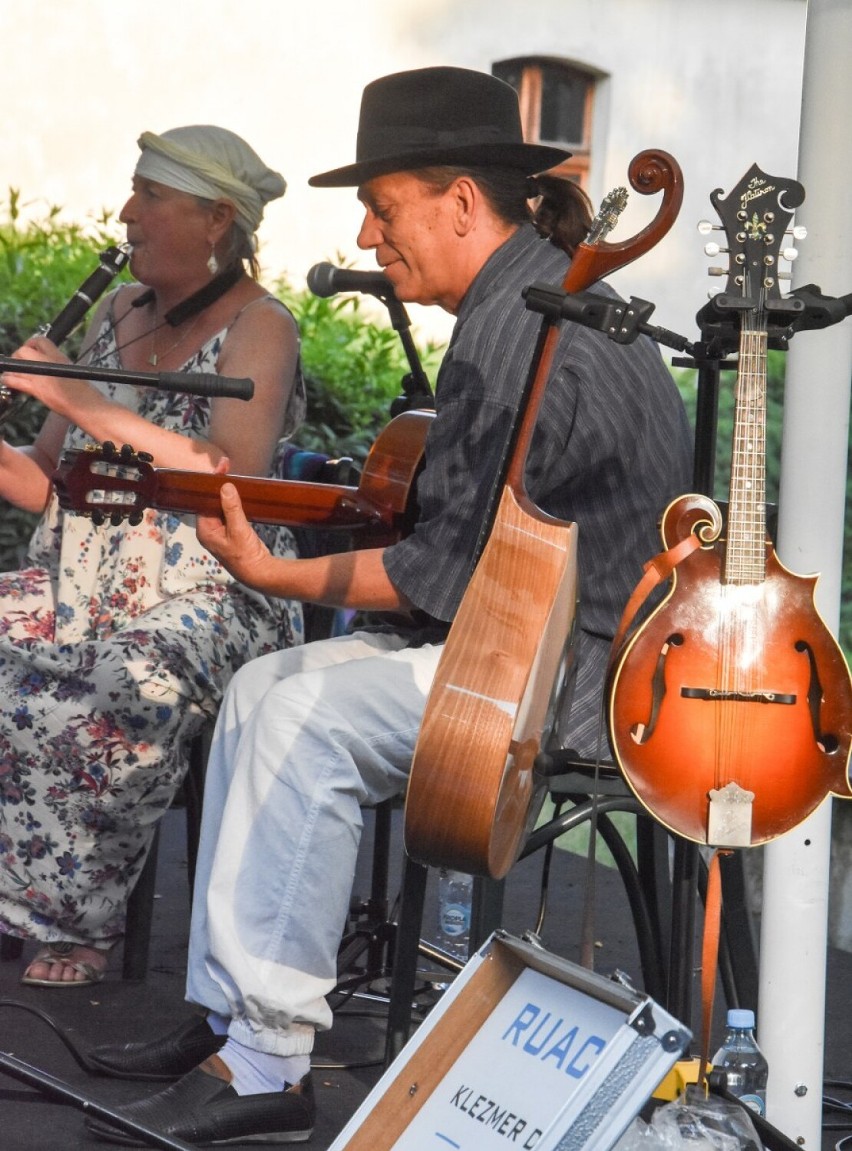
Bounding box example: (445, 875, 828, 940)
(0, 1048, 195, 1150)
(0, 356, 255, 402)
(359, 286, 435, 416)
(522, 279, 852, 357)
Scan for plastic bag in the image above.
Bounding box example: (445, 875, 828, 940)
(613, 1087, 763, 1150)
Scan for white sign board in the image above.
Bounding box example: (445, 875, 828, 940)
(330, 933, 692, 1151)
(391, 966, 625, 1151)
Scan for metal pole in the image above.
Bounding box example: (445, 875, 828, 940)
(758, 0, 852, 1145)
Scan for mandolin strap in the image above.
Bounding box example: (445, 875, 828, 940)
(697, 849, 731, 1090)
(608, 531, 703, 673)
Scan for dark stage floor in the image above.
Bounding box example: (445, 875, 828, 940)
(0, 805, 849, 1150)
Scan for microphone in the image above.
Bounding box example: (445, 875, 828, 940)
(307, 262, 395, 300)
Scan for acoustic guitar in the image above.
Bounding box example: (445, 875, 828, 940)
(607, 163, 852, 847)
(52, 408, 433, 546)
(404, 151, 684, 879)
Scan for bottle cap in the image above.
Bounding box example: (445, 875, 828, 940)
(727, 1008, 755, 1029)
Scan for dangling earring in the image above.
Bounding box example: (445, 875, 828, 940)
(207, 244, 219, 277)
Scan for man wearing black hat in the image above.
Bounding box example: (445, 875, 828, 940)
(85, 66, 692, 1145)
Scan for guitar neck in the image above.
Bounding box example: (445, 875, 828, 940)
(145, 469, 394, 533)
(725, 324, 768, 584)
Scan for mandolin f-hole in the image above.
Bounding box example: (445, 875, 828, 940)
(629, 633, 684, 744)
(796, 638, 840, 752)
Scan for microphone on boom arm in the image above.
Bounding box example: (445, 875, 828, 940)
(307, 262, 434, 412)
(307, 262, 396, 301)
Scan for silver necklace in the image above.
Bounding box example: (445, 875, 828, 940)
(148, 311, 203, 366)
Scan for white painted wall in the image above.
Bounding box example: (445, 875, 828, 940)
(0, 0, 808, 348)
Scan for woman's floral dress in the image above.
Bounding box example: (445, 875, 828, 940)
(0, 295, 303, 945)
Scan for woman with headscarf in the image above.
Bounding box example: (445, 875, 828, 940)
(0, 125, 305, 985)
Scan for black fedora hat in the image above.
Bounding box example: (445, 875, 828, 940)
(309, 66, 571, 188)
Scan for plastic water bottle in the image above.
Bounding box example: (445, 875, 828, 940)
(712, 1008, 769, 1116)
(436, 868, 472, 962)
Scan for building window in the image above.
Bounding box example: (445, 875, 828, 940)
(493, 57, 594, 184)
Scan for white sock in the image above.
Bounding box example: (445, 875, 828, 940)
(218, 1038, 310, 1097)
(205, 1012, 230, 1036)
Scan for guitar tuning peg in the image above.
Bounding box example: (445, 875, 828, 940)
(786, 224, 807, 240)
(697, 220, 723, 235)
(780, 246, 799, 262)
(777, 271, 793, 281)
(707, 266, 728, 277)
(703, 241, 728, 257)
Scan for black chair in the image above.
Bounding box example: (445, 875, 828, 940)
(379, 750, 657, 1065)
(121, 725, 211, 979)
(380, 751, 760, 1066)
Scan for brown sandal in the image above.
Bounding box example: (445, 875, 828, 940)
(21, 941, 110, 987)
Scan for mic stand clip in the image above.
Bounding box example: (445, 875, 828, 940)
(522, 283, 696, 356)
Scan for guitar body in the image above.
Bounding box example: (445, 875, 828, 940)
(356, 409, 432, 530)
(405, 487, 578, 878)
(608, 494, 852, 846)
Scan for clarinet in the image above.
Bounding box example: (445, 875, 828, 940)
(0, 241, 132, 431)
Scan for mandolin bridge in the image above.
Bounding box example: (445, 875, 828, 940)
(681, 687, 795, 704)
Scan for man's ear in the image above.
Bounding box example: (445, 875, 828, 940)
(450, 176, 479, 237)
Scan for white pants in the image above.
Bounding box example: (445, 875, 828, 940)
(185, 631, 442, 1056)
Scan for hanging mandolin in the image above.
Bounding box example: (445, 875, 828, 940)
(607, 163, 852, 848)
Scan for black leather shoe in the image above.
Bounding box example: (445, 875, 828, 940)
(86, 1016, 226, 1081)
(85, 1061, 315, 1146)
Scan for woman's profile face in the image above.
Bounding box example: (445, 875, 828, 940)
(120, 177, 212, 288)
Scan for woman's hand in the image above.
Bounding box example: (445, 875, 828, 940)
(2, 337, 73, 407)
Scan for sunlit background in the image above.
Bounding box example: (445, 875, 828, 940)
(1, 0, 808, 348)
